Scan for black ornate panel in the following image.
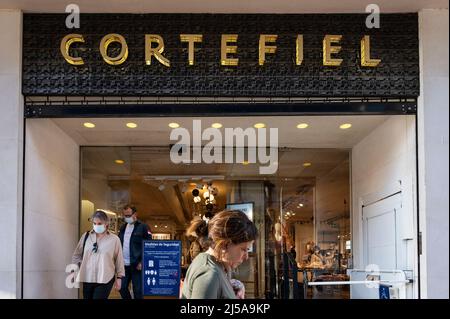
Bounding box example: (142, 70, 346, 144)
(22, 13, 419, 97)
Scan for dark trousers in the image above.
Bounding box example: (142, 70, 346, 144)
(120, 265, 143, 299)
(83, 277, 115, 299)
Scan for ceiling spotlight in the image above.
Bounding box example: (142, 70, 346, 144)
(254, 123, 266, 129)
(115, 159, 125, 164)
(303, 162, 312, 167)
(83, 122, 95, 128)
(340, 123, 352, 129)
(242, 161, 249, 165)
(168, 122, 180, 128)
(126, 122, 138, 128)
(297, 123, 309, 129)
(211, 123, 223, 128)
(299, 203, 304, 207)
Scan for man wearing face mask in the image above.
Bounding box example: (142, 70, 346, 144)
(118, 205, 152, 299)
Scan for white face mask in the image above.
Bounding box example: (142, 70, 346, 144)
(93, 224, 106, 234)
(124, 217, 135, 224)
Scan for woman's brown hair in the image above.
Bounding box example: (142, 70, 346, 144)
(186, 218, 211, 251)
(208, 210, 258, 261)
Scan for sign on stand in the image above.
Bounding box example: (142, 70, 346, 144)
(142, 240, 181, 298)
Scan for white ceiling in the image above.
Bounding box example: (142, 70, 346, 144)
(0, 0, 447, 13)
(69, 115, 368, 226)
(51, 115, 389, 148)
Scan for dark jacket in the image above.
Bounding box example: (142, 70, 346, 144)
(118, 220, 152, 266)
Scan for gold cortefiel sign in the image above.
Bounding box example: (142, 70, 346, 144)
(60, 33, 381, 67)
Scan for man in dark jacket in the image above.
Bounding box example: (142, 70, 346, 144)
(118, 205, 152, 299)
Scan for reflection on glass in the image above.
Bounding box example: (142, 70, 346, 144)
(80, 146, 351, 299)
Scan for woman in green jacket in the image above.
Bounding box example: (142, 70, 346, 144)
(181, 210, 258, 299)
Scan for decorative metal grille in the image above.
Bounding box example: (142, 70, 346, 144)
(22, 13, 419, 97)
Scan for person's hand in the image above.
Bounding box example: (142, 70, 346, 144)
(136, 262, 142, 271)
(114, 278, 122, 290)
(236, 289, 245, 299)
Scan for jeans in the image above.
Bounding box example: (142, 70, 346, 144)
(83, 277, 115, 299)
(120, 265, 143, 299)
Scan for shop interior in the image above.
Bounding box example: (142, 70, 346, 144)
(40, 114, 411, 299)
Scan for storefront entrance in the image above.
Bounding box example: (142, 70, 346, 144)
(22, 114, 419, 299)
(20, 12, 421, 299)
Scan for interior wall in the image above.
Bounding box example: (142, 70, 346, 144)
(0, 9, 23, 299)
(81, 178, 110, 212)
(80, 175, 111, 233)
(294, 223, 314, 263)
(80, 200, 94, 235)
(418, 9, 449, 299)
(24, 119, 79, 298)
(315, 160, 350, 249)
(351, 116, 417, 297)
(229, 181, 265, 298)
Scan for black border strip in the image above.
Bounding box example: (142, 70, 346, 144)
(25, 102, 417, 118)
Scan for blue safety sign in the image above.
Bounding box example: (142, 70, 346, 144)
(379, 284, 391, 299)
(142, 240, 181, 297)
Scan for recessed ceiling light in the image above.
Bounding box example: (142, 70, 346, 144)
(154, 225, 158, 228)
(115, 160, 125, 164)
(254, 123, 266, 129)
(169, 122, 180, 128)
(297, 123, 309, 129)
(211, 123, 223, 128)
(299, 203, 304, 207)
(340, 123, 352, 129)
(83, 122, 95, 128)
(303, 162, 312, 167)
(242, 161, 250, 165)
(126, 122, 138, 128)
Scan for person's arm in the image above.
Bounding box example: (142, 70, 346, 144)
(136, 223, 152, 270)
(114, 237, 126, 278)
(71, 234, 85, 265)
(190, 270, 220, 299)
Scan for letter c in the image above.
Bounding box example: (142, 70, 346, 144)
(60, 34, 85, 65)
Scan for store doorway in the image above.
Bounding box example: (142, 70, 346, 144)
(363, 192, 402, 270)
(22, 114, 419, 299)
